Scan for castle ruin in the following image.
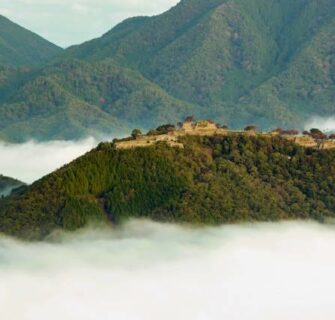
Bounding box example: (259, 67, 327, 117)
(115, 120, 335, 150)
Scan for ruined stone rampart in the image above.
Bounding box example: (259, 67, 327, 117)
(116, 134, 184, 150)
(319, 140, 335, 150)
(115, 120, 335, 150)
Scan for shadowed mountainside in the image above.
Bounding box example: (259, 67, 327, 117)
(0, 174, 24, 197)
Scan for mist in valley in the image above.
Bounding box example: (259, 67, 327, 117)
(1, 220, 335, 320)
(0, 186, 16, 197)
(0, 138, 100, 184)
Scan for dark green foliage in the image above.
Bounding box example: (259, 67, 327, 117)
(0, 15, 62, 67)
(244, 125, 257, 132)
(0, 59, 192, 142)
(66, 0, 335, 129)
(1, 0, 335, 141)
(156, 124, 176, 134)
(0, 135, 334, 239)
(131, 129, 142, 138)
(0, 174, 24, 197)
(61, 197, 107, 230)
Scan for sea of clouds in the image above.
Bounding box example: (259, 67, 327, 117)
(1, 220, 335, 320)
(0, 138, 99, 184)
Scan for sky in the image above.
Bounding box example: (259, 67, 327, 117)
(0, 0, 179, 48)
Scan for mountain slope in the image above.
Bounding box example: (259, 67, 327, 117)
(66, 0, 335, 129)
(0, 59, 193, 141)
(0, 15, 62, 67)
(0, 175, 24, 197)
(0, 0, 334, 141)
(1, 134, 334, 238)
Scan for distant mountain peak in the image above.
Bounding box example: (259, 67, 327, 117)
(0, 0, 334, 142)
(0, 15, 62, 67)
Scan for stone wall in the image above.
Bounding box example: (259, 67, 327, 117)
(289, 136, 318, 148)
(283, 135, 335, 149)
(319, 140, 335, 150)
(115, 134, 184, 150)
(115, 120, 335, 151)
(179, 120, 228, 136)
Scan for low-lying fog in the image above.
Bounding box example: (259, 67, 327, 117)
(0, 138, 99, 184)
(1, 220, 335, 320)
(305, 116, 335, 132)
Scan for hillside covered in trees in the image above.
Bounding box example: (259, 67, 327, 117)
(0, 60, 191, 141)
(0, 15, 62, 67)
(0, 174, 24, 197)
(66, 0, 335, 129)
(0, 134, 334, 239)
(0, 0, 334, 141)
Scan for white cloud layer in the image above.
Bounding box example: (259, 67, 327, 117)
(0, 138, 98, 184)
(305, 116, 335, 132)
(1, 220, 335, 319)
(0, 0, 179, 47)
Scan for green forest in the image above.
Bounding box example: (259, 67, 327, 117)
(0, 15, 61, 67)
(1, 134, 334, 239)
(0, 0, 334, 141)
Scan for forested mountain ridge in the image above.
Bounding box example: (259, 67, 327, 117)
(0, 0, 334, 141)
(1, 134, 334, 239)
(0, 15, 62, 67)
(0, 59, 192, 141)
(66, 0, 335, 129)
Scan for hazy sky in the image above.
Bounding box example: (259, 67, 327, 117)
(0, 0, 179, 47)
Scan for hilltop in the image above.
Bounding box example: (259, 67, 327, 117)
(115, 119, 335, 150)
(0, 15, 62, 67)
(1, 123, 334, 239)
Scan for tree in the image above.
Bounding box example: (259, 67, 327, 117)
(310, 128, 323, 135)
(147, 129, 158, 136)
(156, 124, 176, 134)
(131, 129, 142, 139)
(244, 125, 257, 132)
(309, 128, 327, 140)
(184, 116, 194, 123)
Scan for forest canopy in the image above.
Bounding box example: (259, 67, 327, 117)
(0, 134, 334, 239)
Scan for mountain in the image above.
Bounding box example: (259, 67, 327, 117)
(66, 0, 335, 129)
(0, 174, 24, 197)
(0, 15, 62, 67)
(0, 0, 334, 141)
(1, 133, 334, 238)
(0, 59, 192, 141)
